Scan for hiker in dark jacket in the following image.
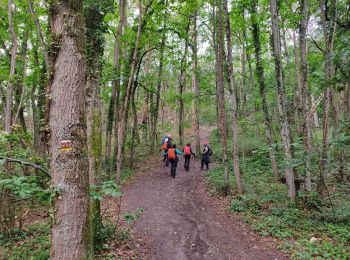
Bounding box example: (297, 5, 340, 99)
(183, 143, 195, 171)
(201, 141, 212, 170)
(166, 144, 183, 178)
(161, 136, 173, 166)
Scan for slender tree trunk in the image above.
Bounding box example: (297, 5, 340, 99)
(130, 81, 138, 170)
(318, 0, 337, 196)
(250, 1, 280, 180)
(105, 0, 127, 176)
(13, 28, 29, 132)
(28, 0, 49, 158)
(311, 94, 320, 127)
(28, 0, 49, 68)
(270, 0, 296, 201)
(178, 21, 190, 146)
(191, 7, 200, 154)
(151, 1, 168, 153)
(49, 1, 93, 258)
(239, 48, 247, 115)
(292, 30, 303, 133)
(5, 0, 17, 134)
(86, 75, 102, 247)
(299, 0, 312, 192)
(116, 0, 142, 183)
(0, 0, 18, 234)
(85, 1, 111, 246)
(224, 0, 242, 194)
(216, 0, 229, 188)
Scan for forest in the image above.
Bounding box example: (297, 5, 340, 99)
(0, 0, 349, 259)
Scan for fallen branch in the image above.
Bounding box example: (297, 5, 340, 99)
(0, 157, 50, 177)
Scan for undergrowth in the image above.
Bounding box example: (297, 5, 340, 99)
(206, 127, 350, 259)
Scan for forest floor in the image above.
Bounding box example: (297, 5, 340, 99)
(104, 126, 288, 260)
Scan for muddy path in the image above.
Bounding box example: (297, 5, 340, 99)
(121, 127, 287, 260)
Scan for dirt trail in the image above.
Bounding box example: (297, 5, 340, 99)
(121, 127, 287, 260)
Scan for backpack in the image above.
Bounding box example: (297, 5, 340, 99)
(168, 148, 176, 159)
(184, 146, 191, 155)
(162, 141, 168, 151)
(208, 147, 213, 155)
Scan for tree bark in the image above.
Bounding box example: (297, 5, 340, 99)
(191, 7, 201, 154)
(224, 0, 242, 194)
(270, 0, 296, 201)
(216, 0, 229, 188)
(49, 1, 93, 258)
(116, 0, 143, 183)
(250, 0, 280, 180)
(299, 0, 312, 192)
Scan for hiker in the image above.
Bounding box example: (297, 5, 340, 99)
(183, 143, 195, 171)
(201, 141, 212, 170)
(161, 135, 173, 166)
(167, 144, 183, 178)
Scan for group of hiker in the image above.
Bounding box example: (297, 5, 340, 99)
(161, 135, 213, 178)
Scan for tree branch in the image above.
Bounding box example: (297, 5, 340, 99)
(309, 35, 326, 54)
(0, 157, 50, 177)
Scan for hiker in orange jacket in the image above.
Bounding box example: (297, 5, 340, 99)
(183, 143, 195, 171)
(166, 144, 183, 178)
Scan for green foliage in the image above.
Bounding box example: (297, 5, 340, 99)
(0, 224, 50, 260)
(124, 208, 144, 225)
(0, 175, 53, 204)
(206, 122, 350, 258)
(90, 180, 123, 201)
(94, 224, 116, 251)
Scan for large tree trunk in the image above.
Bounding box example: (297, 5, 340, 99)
(216, 0, 229, 188)
(224, 0, 242, 194)
(116, 0, 142, 183)
(299, 0, 312, 192)
(0, 0, 18, 234)
(270, 0, 296, 201)
(105, 0, 127, 176)
(250, 1, 280, 180)
(191, 7, 200, 154)
(49, 1, 93, 258)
